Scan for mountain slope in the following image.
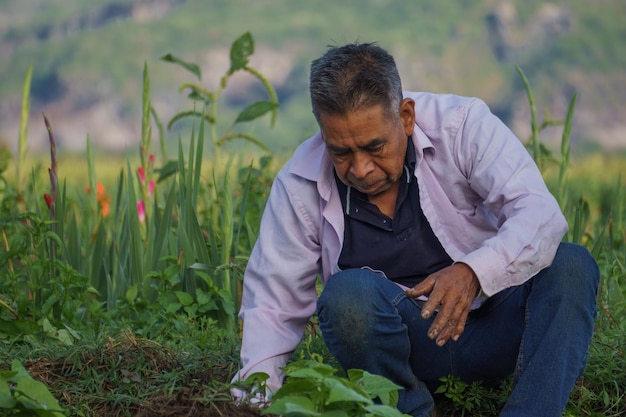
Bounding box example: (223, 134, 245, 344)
(0, 0, 624, 153)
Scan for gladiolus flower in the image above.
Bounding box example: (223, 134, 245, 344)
(86, 182, 111, 218)
(137, 200, 146, 223)
(138, 166, 145, 183)
(148, 180, 156, 197)
(149, 153, 154, 165)
(44, 193, 53, 209)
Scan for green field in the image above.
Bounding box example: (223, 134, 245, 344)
(1, 32, 625, 417)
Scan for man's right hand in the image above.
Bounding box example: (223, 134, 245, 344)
(405, 262, 481, 346)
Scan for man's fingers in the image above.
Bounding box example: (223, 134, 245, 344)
(420, 284, 443, 320)
(405, 277, 435, 299)
(427, 292, 472, 346)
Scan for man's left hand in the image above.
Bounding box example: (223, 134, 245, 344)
(405, 263, 481, 347)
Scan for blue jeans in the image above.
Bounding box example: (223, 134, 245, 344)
(317, 243, 599, 417)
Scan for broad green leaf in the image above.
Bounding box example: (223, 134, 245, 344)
(218, 289, 235, 316)
(262, 396, 320, 416)
(161, 53, 202, 80)
(0, 376, 17, 408)
(243, 372, 270, 386)
(154, 160, 179, 182)
(229, 32, 254, 72)
(0, 319, 39, 336)
(10, 360, 31, 382)
(15, 378, 65, 414)
(364, 403, 410, 417)
(352, 371, 402, 406)
(165, 302, 181, 314)
(325, 378, 371, 405)
(174, 291, 194, 306)
(196, 289, 217, 312)
(126, 284, 139, 304)
(40, 293, 59, 316)
(234, 101, 279, 124)
(188, 90, 212, 104)
(55, 329, 75, 346)
(319, 410, 350, 417)
(289, 367, 333, 380)
(273, 379, 319, 398)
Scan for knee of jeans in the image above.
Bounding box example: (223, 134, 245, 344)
(551, 243, 600, 298)
(317, 269, 381, 323)
(320, 268, 377, 302)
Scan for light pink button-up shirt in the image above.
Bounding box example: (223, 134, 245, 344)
(233, 92, 567, 394)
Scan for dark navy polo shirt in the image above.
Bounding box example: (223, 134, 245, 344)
(335, 138, 453, 288)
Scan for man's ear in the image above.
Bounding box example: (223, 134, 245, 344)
(399, 98, 416, 136)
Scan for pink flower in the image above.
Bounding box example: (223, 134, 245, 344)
(138, 166, 145, 183)
(149, 153, 155, 165)
(148, 180, 156, 197)
(137, 200, 146, 223)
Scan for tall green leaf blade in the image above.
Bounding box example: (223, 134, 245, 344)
(192, 113, 205, 208)
(150, 181, 177, 267)
(126, 161, 144, 291)
(141, 62, 151, 152)
(16, 65, 32, 191)
(89, 220, 107, 296)
(515, 65, 541, 170)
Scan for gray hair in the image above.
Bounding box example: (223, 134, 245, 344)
(309, 42, 403, 121)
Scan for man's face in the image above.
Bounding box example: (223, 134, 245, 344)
(320, 98, 415, 196)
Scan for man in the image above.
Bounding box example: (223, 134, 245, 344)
(233, 42, 599, 417)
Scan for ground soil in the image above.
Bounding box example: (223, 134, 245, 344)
(26, 359, 269, 416)
(22, 335, 275, 417)
(20, 334, 465, 416)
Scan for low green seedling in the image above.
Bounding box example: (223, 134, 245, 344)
(261, 360, 410, 417)
(0, 360, 67, 416)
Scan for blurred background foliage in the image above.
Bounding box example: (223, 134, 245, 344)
(0, 0, 625, 156)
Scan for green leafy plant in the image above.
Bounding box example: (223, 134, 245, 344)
(434, 375, 508, 417)
(0, 360, 67, 416)
(515, 64, 575, 207)
(1, 34, 275, 336)
(261, 360, 410, 417)
(162, 31, 279, 159)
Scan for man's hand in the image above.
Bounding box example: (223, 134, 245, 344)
(405, 263, 481, 347)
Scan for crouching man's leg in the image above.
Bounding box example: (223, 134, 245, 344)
(501, 242, 600, 417)
(317, 268, 443, 417)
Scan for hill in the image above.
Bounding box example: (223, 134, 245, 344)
(0, 0, 625, 154)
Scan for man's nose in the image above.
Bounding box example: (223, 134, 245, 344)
(350, 152, 374, 178)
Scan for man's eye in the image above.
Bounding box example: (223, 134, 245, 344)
(330, 149, 349, 157)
